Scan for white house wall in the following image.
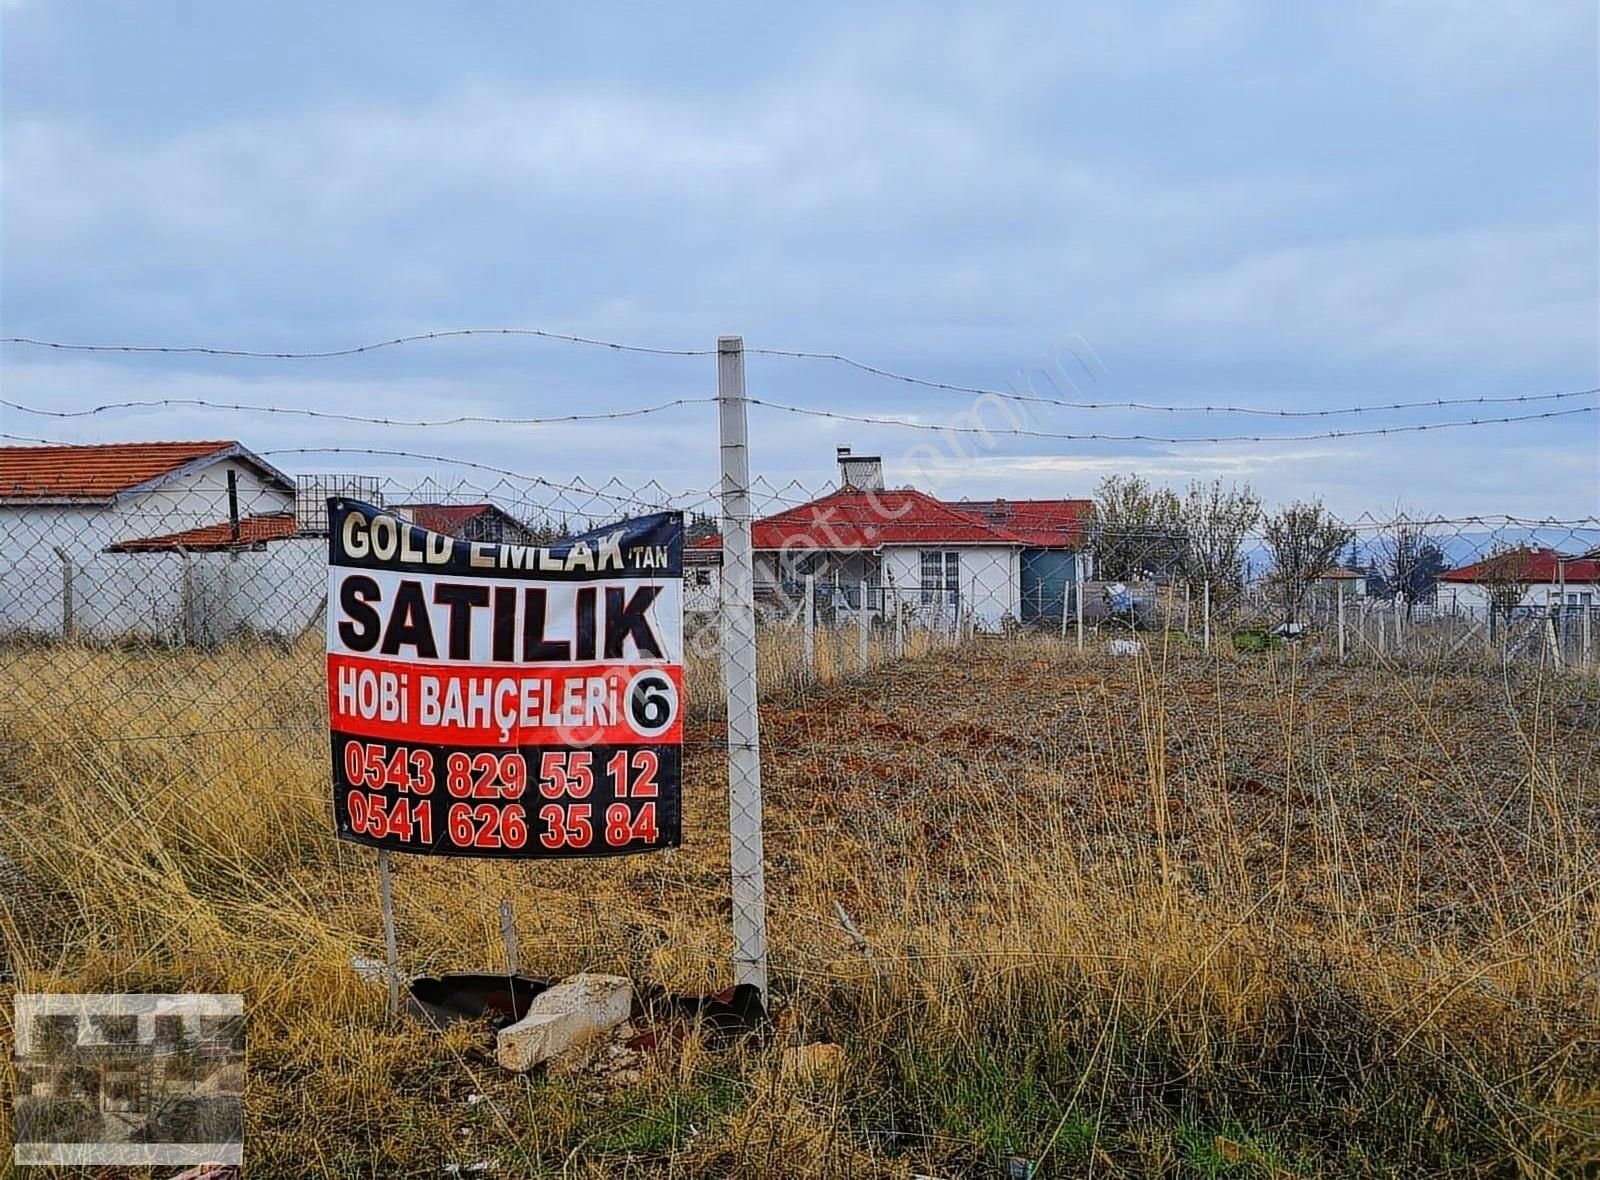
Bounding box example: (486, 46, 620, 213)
(1437, 581, 1598, 619)
(0, 459, 296, 638)
(0, 506, 106, 633)
(881, 545, 1018, 629)
(1, 538, 325, 643)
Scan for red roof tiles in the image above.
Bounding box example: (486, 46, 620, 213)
(0, 441, 240, 500)
(106, 512, 299, 552)
(393, 504, 495, 534)
(1440, 547, 1600, 584)
(956, 498, 1093, 547)
(691, 488, 1090, 551)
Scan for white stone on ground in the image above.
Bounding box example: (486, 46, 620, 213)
(496, 974, 632, 1072)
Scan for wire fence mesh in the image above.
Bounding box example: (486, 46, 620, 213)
(3, 474, 1596, 820)
(2, 445, 1598, 1172)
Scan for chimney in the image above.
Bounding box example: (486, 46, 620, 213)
(836, 444, 884, 491)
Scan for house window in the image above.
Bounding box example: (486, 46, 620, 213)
(920, 551, 959, 604)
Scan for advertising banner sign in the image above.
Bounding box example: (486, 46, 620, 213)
(326, 500, 683, 858)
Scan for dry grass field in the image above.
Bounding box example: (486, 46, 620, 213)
(2, 631, 1598, 1177)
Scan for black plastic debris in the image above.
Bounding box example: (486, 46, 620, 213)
(626, 982, 767, 1050)
(404, 974, 769, 1055)
(405, 973, 551, 1031)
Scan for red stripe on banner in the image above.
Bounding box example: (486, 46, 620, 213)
(326, 653, 683, 746)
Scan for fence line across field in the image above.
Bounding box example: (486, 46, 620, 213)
(5, 476, 1599, 676)
(3, 350, 1600, 1009)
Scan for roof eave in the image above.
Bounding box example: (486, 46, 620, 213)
(114, 443, 295, 500)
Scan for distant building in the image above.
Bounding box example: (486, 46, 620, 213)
(687, 447, 1092, 629)
(0, 440, 314, 640)
(1438, 547, 1599, 618)
(1313, 565, 1368, 598)
(0, 440, 295, 554)
(391, 502, 546, 545)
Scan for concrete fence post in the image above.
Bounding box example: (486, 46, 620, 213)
(1337, 581, 1346, 662)
(179, 548, 197, 646)
(54, 546, 75, 640)
(858, 590, 869, 670)
(716, 334, 769, 1001)
(802, 573, 815, 675)
(1075, 558, 1086, 654)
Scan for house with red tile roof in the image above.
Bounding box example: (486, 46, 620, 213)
(688, 448, 1092, 628)
(0, 440, 300, 639)
(0, 439, 295, 548)
(1438, 547, 1600, 620)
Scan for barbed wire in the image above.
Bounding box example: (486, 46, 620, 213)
(9, 329, 1597, 422)
(255, 447, 720, 512)
(748, 346, 1600, 418)
(1, 395, 716, 428)
(0, 430, 64, 446)
(9, 394, 1596, 451)
(5, 429, 1594, 533)
(1, 328, 714, 359)
(745, 398, 1600, 443)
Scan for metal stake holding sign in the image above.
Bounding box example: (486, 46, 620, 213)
(499, 898, 520, 976)
(325, 500, 685, 1001)
(378, 849, 399, 1014)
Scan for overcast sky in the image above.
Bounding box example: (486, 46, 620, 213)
(2, 2, 1596, 520)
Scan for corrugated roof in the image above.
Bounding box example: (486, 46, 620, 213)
(0, 440, 271, 501)
(1440, 547, 1600, 584)
(106, 512, 299, 552)
(691, 488, 1078, 551)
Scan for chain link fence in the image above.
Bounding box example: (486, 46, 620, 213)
(2, 442, 1598, 1171)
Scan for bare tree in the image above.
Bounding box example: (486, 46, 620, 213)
(1473, 543, 1534, 640)
(1176, 480, 1260, 606)
(1372, 520, 1448, 620)
(1263, 501, 1355, 626)
(1089, 474, 1184, 582)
